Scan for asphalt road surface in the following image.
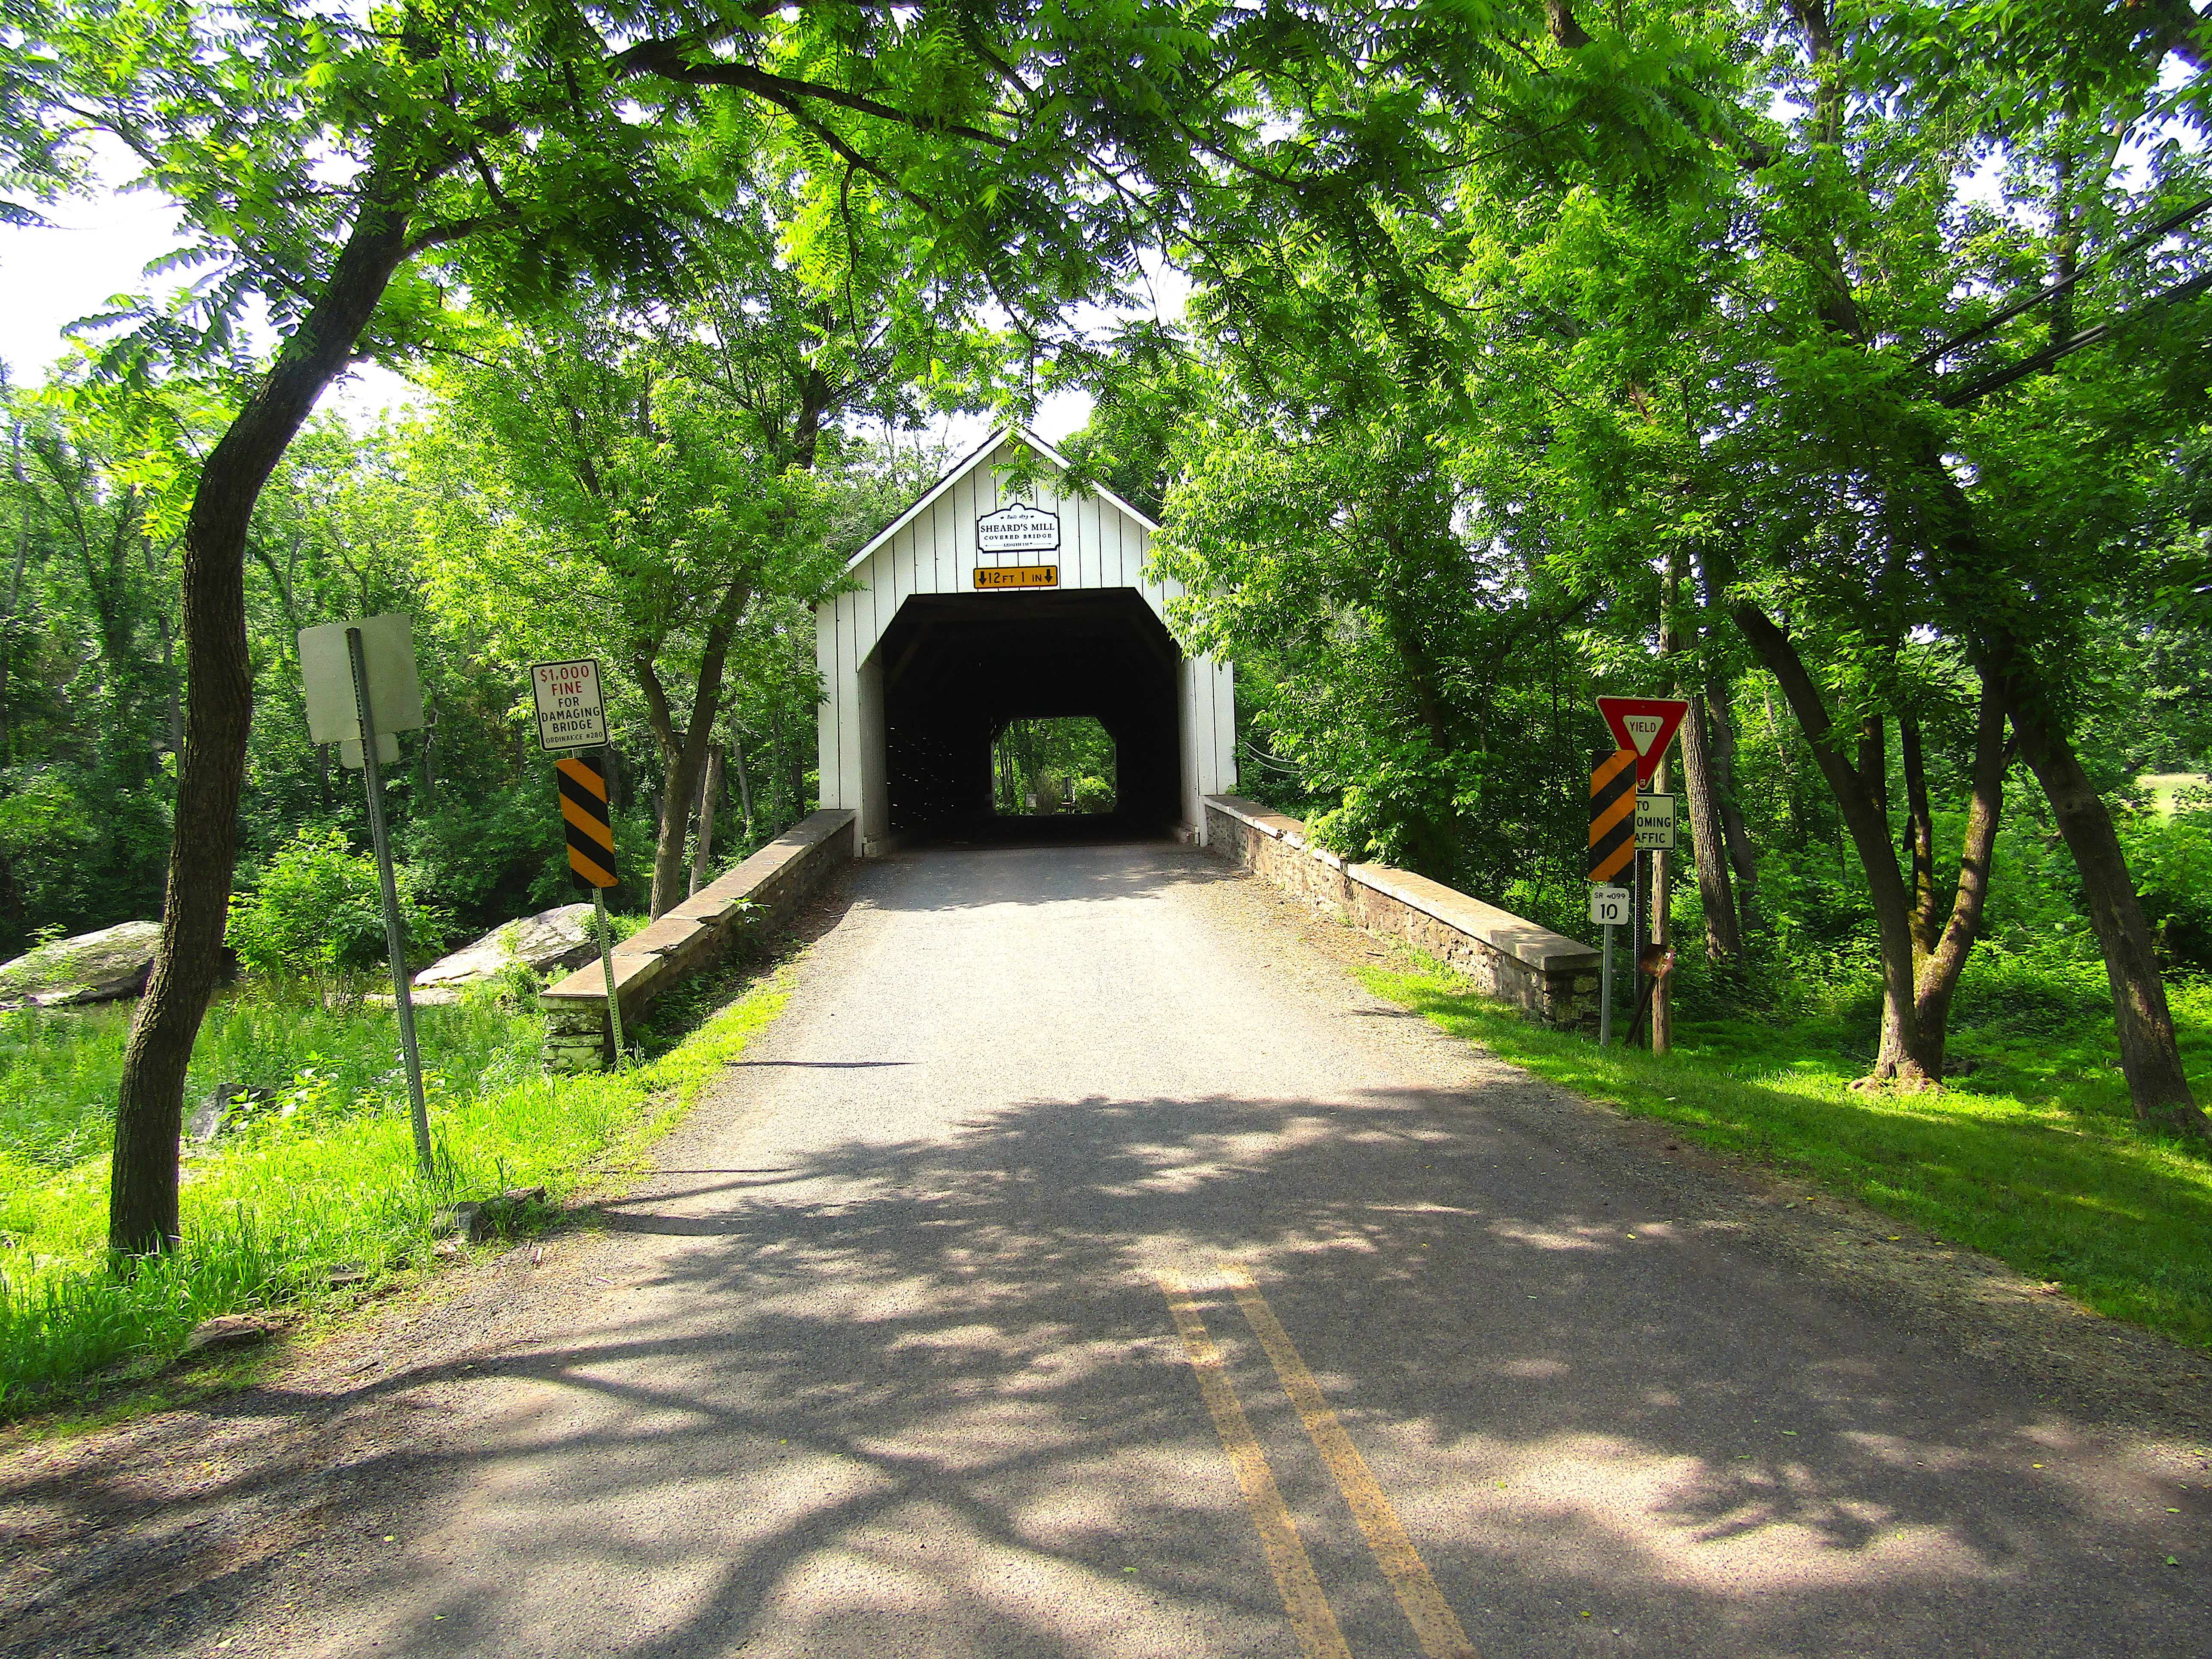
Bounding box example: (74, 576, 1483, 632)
(16, 842, 2210, 1657)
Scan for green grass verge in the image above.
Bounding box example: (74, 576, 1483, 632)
(0, 968, 787, 1416)
(1361, 960, 2212, 1352)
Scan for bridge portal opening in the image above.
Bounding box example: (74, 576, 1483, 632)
(992, 717, 1117, 816)
(875, 588, 1183, 841)
(816, 425, 1235, 855)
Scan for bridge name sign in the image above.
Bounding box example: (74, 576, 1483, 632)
(977, 502, 1060, 553)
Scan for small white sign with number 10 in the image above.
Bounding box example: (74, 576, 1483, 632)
(1589, 885, 1629, 927)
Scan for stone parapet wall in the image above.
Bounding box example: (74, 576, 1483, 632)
(1203, 796, 1600, 1031)
(540, 808, 856, 1072)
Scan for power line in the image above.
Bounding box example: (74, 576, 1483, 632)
(1939, 268, 2212, 407)
(1913, 194, 2212, 371)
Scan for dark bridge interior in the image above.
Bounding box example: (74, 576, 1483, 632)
(877, 589, 1182, 839)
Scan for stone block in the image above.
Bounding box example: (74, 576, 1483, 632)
(1206, 796, 1601, 1035)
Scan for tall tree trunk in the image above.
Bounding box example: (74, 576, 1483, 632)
(732, 726, 754, 841)
(0, 495, 29, 767)
(1666, 544, 1740, 964)
(637, 580, 751, 917)
(1726, 596, 1940, 1084)
(1905, 437, 2203, 1133)
(765, 704, 784, 833)
(110, 174, 419, 1256)
(1901, 714, 1943, 956)
(688, 743, 723, 896)
(1680, 690, 1742, 962)
(1877, 687, 2009, 1076)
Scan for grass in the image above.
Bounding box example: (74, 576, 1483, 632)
(1361, 954, 2212, 1352)
(0, 960, 788, 1417)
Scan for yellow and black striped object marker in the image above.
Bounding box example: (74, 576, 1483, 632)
(556, 755, 619, 890)
(1589, 747, 1636, 884)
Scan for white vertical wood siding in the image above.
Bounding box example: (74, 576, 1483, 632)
(816, 429, 1236, 845)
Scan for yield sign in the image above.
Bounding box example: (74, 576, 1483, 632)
(1597, 696, 1690, 787)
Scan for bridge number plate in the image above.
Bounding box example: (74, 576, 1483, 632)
(1589, 884, 1629, 926)
(1635, 793, 1677, 850)
(974, 565, 1059, 589)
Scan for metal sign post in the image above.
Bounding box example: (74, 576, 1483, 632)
(1594, 697, 1690, 1050)
(1588, 882, 1629, 1046)
(593, 886, 626, 1066)
(1588, 748, 1636, 1046)
(556, 752, 627, 1067)
(299, 615, 432, 1180)
(344, 625, 433, 1180)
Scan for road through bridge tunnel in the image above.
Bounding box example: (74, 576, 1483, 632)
(878, 590, 1180, 838)
(818, 427, 1237, 855)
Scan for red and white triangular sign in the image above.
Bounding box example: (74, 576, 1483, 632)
(1597, 696, 1690, 787)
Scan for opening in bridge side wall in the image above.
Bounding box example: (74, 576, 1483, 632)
(816, 427, 1236, 854)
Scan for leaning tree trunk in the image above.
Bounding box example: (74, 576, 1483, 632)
(1906, 437, 2204, 1134)
(2009, 695, 2205, 1136)
(109, 182, 419, 1256)
(1728, 597, 1942, 1085)
(1911, 689, 2008, 1048)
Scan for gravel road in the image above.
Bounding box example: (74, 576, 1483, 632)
(5, 841, 2209, 1658)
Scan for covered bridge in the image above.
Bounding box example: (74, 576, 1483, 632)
(816, 427, 1238, 854)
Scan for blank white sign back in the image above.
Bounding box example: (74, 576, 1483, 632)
(299, 614, 425, 744)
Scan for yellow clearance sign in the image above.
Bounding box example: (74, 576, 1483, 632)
(974, 565, 1058, 590)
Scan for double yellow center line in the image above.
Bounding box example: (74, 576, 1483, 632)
(1156, 1264, 1479, 1659)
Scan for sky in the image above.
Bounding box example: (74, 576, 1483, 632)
(0, 151, 1188, 449)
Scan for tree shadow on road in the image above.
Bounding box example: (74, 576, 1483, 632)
(7, 1083, 2206, 1658)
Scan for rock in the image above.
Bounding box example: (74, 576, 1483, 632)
(435, 1186, 549, 1243)
(413, 904, 599, 991)
(185, 1093, 225, 1144)
(183, 1312, 286, 1355)
(0, 920, 164, 1010)
(185, 1082, 275, 1144)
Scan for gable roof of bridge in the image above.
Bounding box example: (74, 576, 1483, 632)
(844, 424, 1161, 576)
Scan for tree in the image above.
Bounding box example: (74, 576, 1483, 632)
(416, 312, 839, 917)
(9, 0, 1259, 1254)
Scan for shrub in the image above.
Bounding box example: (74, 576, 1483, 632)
(2121, 806, 2212, 969)
(227, 826, 448, 1000)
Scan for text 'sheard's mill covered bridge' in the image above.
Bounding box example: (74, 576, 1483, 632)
(816, 428, 1238, 853)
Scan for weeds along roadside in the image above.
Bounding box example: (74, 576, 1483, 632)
(1362, 958, 2212, 1353)
(0, 957, 789, 1418)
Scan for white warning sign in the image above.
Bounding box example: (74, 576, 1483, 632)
(531, 657, 609, 752)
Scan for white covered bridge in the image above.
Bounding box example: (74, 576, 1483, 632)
(815, 428, 1238, 854)
(546, 427, 1598, 1070)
